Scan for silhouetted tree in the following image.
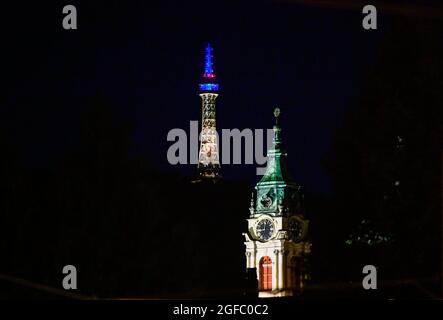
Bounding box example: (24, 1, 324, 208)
(326, 17, 443, 295)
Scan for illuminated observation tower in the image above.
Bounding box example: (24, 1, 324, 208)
(197, 44, 220, 179)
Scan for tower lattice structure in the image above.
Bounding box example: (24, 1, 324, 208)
(197, 44, 220, 179)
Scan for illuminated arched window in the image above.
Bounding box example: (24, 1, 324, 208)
(259, 256, 272, 290)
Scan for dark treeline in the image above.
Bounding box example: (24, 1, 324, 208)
(0, 96, 252, 298)
(324, 16, 443, 296)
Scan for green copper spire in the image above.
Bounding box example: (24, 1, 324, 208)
(258, 108, 295, 185)
(252, 108, 302, 217)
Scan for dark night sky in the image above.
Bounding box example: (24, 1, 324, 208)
(0, 0, 404, 194)
(2, 1, 443, 299)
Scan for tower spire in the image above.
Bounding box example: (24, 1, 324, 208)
(259, 107, 293, 184)
(199, 43, 219, 92)
(203, 43, 215, 78)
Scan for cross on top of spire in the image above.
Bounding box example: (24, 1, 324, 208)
(273, 107, 282, 146)
(274, 107, 281, 125)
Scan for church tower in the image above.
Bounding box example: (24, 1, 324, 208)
(197, 44, 220, 180)
(243, 108, 311, 298)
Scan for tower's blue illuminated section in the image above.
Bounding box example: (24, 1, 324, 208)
(203, 44, 215, 78)
(199, 44, 219, 92)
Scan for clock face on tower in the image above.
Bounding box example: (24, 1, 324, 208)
(289, 217, 303, 242)
(255, 218, 275, 241)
